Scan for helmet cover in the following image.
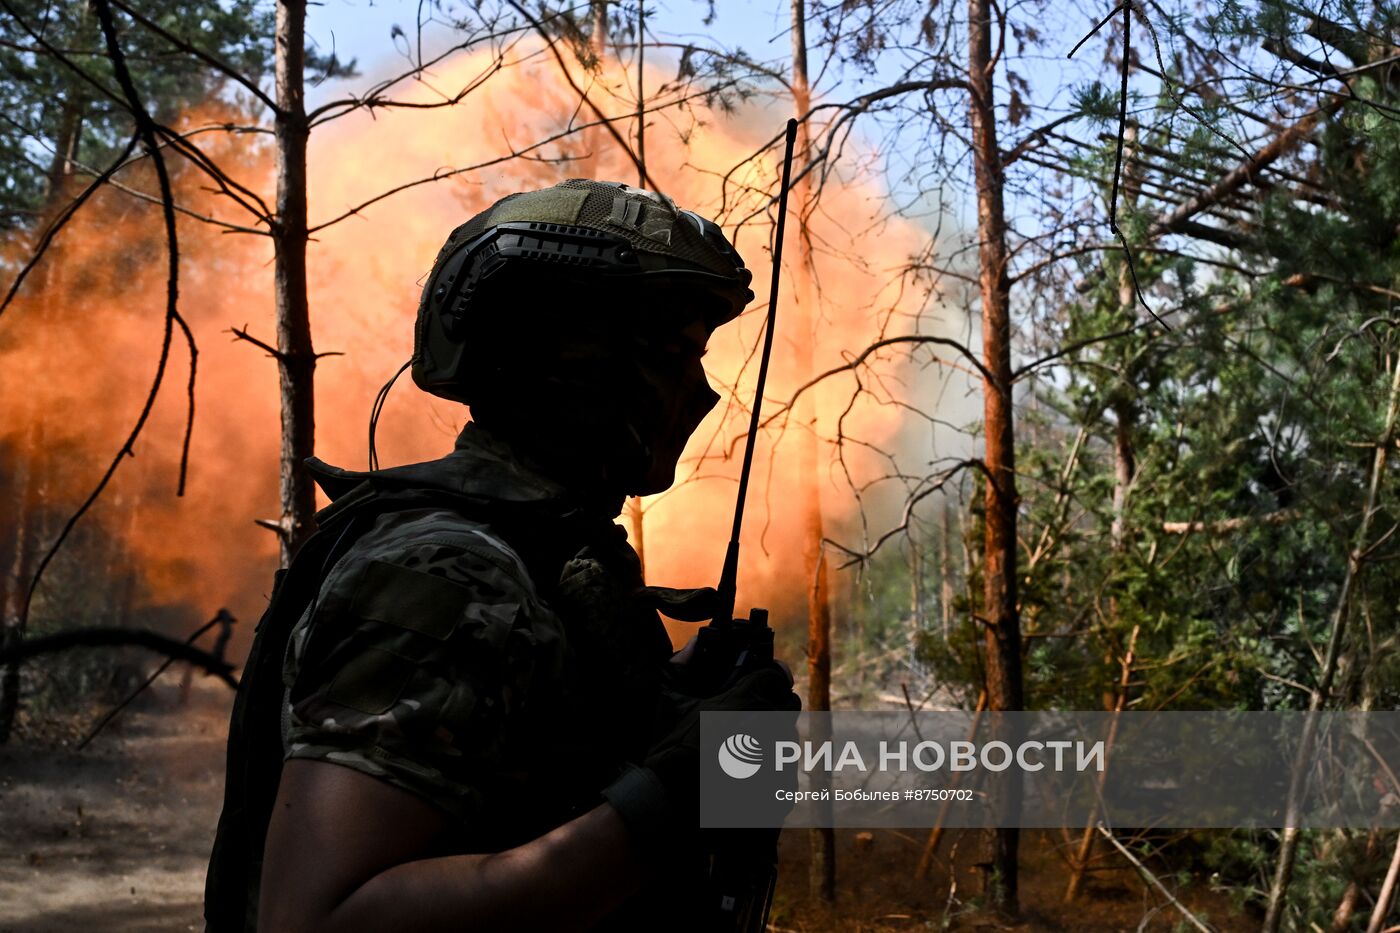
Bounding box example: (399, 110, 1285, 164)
(412, 180, 754, 403)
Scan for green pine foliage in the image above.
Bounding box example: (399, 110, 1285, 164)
(0, 0, 273, 231)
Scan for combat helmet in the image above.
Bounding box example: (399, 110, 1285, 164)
(412, 179, 754, 404)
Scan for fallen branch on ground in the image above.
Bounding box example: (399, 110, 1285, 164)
(0, 628, 237, 689)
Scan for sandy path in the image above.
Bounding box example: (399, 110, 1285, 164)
(0, 684, 232, 933)
(0, 681, 1256, 932)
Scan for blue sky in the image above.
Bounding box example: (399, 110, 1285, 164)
(305, 1, 802, 101)
(294, 0, 1132, 237)
(301, 1, 1120, 117)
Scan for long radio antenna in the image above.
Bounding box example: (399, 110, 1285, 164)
(714, 118, 800, 625)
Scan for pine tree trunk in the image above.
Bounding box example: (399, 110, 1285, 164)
(273, 0, 317, 566)
(967, 0, 1022, 913)
(1264, 353, 1400, 932)
(940, 504, 955, 641)
(574, 0, 609, 180)
(1109, 124, 1139, 557)
(1070, 168, 1141, 893)
(0, 432, 42, 744)
(1366, 831, 1400, 933)
(591, 0, 608, 53)
(788, 0, 836, 904)
(0, 96, 85, 743)
(909, 529, 923, 674)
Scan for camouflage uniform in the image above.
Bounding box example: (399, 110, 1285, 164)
(208, 179, 755, 931)
(283, 420, 676, 859)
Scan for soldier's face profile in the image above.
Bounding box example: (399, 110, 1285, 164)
(629, 314, 720, 494)
(471, 283, 725, 496)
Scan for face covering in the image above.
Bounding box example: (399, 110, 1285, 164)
(476, 315, 719, 498)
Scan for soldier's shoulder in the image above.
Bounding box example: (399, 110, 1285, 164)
(330, 505, 539, 601)
(283, 506, 566, 823)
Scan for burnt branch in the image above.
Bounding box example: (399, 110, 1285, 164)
(76, 611, 235, 748)
(230, 325, 283, 359)
(308, 88, 735, 233)
(305, 11, 538, 123)
(21, 0, 197, 658)
(306, 17, 533, 125)
(0, 627, 237, 690)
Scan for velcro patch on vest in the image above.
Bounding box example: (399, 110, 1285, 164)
(487, 187, 588, 226)
(351, 559, 472, 640)
(326, 647, 413, 714)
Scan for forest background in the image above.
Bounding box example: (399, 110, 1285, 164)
(2, 0, 1399, 929)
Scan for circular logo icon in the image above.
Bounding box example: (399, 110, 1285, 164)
(718, 733, 764, 779)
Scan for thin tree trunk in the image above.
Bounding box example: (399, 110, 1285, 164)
(273, 0, 317, 566)
(1110, 124, 1139, 558)
(967, 0, 1022, 913)
(1101, 398, 1133, 717)
(626, 0, 646, 580)
(1333, 679, 1383, 932)
(789, 0, 835, 904)
(0, 431, 41, 743)
(940, 503, 955, 641)
(0, 96, 86, 743)
(591, 0, 607, 56)
(573, 0, 610, 180)
(1064, 625, 1138, 902)
(910, 529, 923, 673)
(1366, 830, 1400, 933)
(915, 689, 987, 879)
(45, 96, 85, 196)
(1071, 178, 1141, 894)
(1111, 406, 1135, 548)
(1263, 353, 1400, 932)
(1331, 827, 1381, 932)
(1103, 127, 1140, 715)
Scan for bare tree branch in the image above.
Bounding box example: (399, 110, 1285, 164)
(760, 334, 994, 433)
(14, 0, 198, 700)
(0, 627, 237, 689)
(505, 0, 660, 190)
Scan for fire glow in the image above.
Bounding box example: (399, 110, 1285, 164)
(1, 40, 943, 653)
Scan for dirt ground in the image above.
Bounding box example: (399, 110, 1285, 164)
(0, 681, 1257, 932)
(0, 679, 229, 932)
(771, 825, 1257, 932)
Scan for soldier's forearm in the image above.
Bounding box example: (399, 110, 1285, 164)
(315, 803, 644, 933)
(259, 760, 649, 933)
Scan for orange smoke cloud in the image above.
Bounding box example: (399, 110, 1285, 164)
(1, 41, 937, 657)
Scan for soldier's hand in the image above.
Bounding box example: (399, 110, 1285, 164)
(601, 664, 799, 856)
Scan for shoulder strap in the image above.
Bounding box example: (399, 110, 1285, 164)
(203, 484, 491, 931)
(203, 480, 610, 932)
(203, 492, 379, 932)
